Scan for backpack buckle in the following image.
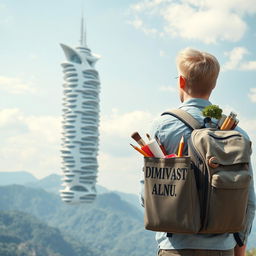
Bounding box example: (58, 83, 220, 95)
(208, 156, 219, 168)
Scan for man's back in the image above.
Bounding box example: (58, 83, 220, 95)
(145, 98, 255, 250)
(139, 48, 255, 255)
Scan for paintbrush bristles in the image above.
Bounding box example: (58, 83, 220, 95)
(131, 132, 146, 146)
(131, 132, 142, 141)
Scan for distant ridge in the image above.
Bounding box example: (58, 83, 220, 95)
(0, 171, 141, 211)
(0, 171, 37, 185)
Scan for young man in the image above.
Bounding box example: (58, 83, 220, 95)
(140, 48, 256, 256)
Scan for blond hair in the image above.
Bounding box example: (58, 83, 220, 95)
(176, 48, 220, 96)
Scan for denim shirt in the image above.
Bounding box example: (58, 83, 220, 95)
(140, 98, 256, 250)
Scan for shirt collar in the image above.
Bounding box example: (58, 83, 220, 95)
(178, 98, 212, 109)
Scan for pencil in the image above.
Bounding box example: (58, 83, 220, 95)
(130, 143, 150, 157)
(177, 136, 184, 157)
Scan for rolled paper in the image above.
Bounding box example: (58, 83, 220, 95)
(147, 139, 165, 158)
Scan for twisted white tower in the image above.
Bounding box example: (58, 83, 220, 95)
(60, 17, 100, 204)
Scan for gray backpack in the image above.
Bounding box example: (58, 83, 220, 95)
(144, 109, 252, 238)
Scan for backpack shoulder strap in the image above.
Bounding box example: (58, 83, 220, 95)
(161, 109, 202, 130)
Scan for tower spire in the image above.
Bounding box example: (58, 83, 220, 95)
(80, 12, 87, 47)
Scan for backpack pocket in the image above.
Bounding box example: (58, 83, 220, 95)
(204, 169, 251, 233)
(144, 156, 201, 233)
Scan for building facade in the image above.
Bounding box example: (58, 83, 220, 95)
(60, 18, 100, 204)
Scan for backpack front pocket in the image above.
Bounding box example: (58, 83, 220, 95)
(144, 157, 201, 233)
(204, 170, 251, 233)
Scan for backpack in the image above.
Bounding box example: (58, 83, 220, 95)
(143, 109, 252, 239)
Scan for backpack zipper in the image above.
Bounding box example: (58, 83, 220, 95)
(188, 137, 208, 230)
(208, 134, 241, 140)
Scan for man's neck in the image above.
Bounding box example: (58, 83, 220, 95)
(183, 94, 210, 102)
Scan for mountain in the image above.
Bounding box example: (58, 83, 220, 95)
(26, 173, 110, 195)
(0, 185, 156, 256)
(26, 173, 142, 212)
(0, 171, 37, 185)
(0, 171, 142, 212)
(26, 173, 62, 194)
(0, 210, 96, 256)
(113, 190, 143, 212)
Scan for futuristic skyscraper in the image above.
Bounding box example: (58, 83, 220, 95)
(60, 18, 100, 204)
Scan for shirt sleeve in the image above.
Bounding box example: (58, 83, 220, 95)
(149, 117, 161, 139)
(237, 161, 256, 244)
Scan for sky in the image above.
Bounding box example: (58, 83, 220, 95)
(0, 0, 256, 194)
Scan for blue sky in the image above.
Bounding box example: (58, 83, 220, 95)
(0, 0, 255, 193)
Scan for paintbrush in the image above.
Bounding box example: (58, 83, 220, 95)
(131, 132, 146, 147)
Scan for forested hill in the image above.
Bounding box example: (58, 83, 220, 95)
(0, 185, 156, 256)
(0, 211, 96, 256)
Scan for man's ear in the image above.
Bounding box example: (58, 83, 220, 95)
(179, 75, 186, 89)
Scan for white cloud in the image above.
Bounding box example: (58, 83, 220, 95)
(98, 109, 157, 192)
(0, 108, 61, 178)
(130, 0, 170, 12)
(240, 61, 256, 71)
(163, 6, 246, 43)
(0, 108, 24, 127)
(223, 47, 248, 71)
(98, 152, 142, 193)
(222, 47, 256, 71)
(129, 17, 143, 29)
(128, 17, 158, 35)
(248, 88, 256, 103)
(128, 0, 256, 43)
(0, 76, 37, 94)
(0, 108, 28, 135)
(0, 108, 156, 193)
(100, 109, 155, 138)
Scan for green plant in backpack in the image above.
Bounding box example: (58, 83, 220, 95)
(202, 105, 223, 128)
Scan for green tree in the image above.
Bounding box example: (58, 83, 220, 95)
(202, 105, 222, 120)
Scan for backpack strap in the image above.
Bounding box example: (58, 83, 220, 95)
(161, 109, 202, 130)
(233, 233, 244, 247)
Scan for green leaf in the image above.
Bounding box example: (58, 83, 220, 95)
(202, 105, 223, 120)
